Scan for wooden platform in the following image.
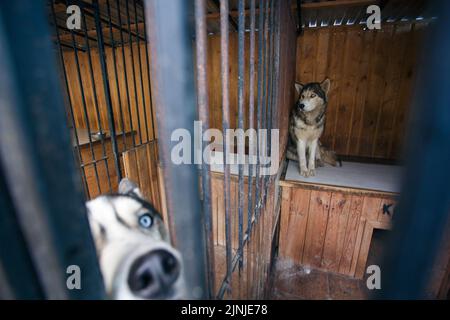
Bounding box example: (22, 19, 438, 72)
(278, 160, 400, 279)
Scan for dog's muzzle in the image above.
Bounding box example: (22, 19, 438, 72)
(127, 249, 181, 299)
(297, 102, 305, 110)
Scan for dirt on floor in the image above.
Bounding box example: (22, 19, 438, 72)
(270, 229, 389, 300)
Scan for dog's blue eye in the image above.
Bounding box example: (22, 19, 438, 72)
(139, 214, 153, 228)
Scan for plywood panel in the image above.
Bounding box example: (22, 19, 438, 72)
(321, 192, 351, 272)
(338, 195, 363, 274)
(303, 190, 331, 268)
(278, 183, 396, 279)
(122, 142, 163, 214)
(63, 43, 156, 145)
(295, 23, 427, 160)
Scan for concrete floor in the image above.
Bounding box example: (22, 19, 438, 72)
(270, 229, 388, 300)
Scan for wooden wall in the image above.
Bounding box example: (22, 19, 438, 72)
(206, 22, 428, 161)
(63, 42, 156, 144)
(206, 25, 296, 162)
(296, 22, 428, 160)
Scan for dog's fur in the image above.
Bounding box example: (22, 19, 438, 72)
(86, 179, 186, 300)
(287, 79, 339, 177)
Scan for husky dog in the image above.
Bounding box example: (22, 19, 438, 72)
(287, 78, 339, 177)
(86, 178, 185, 300)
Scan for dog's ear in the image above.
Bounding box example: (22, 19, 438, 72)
(119, 178, 144, 199)
(295, 82, 303, 94)
(320, 78, 331, 95)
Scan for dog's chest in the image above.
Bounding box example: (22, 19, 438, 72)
(290, 115, 324, 141)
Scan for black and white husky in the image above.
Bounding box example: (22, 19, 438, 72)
(287, 78, 339, 177)
(86, 179, 185, 300)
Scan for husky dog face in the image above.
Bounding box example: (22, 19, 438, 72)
(86, 179, 185, 300)
(295, 78, 331, 112)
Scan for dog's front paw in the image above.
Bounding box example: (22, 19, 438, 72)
(300, 167, 309, 177)
(308, 169, 316, 177)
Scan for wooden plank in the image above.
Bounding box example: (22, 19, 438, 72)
(135, 145, 152, 201)
(377, 197, 396, 225)
(359, 28, 390, 157)
(286, 188, 311, 264)
(349, 29, 375, 156)
(349, 215, 367, 276)
(303, 190, 331, 268)
(123, 149, 140, 187)
(363, 196, 383, 222)
(321, 192, 351, 272)
(334, 29, 357, 154)
(338, 195, 363, 275)
(373, 24, 411, 158)
(354, 221, 374, 278)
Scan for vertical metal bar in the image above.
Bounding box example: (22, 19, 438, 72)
(141, 1, 157, 141)
(261, 0, 270, 205)
(144, 0, 207, 299)
(0, 167, 44, 299)
(0, 0, 105, 299)
(126, 0, 143, 145)
(106, 0, 128, 150)
(272, 0, 281, 130)
(93, 0, 123, 184)
(379, 0, 450, 299)
(50, 1, 90, 199)
(255, 0, 264, 222)
(263, 0, 275, 205)
(65, 0, 102, 196)
(252, 0, 265, 299)
(219, 0, 233, 296)
(246, 0, 256, 299)
(195, 0, 216, 299)
(116, 0, 137, 148)
(134, 0, 150, 143)
(237, 0, 246, 272)
(81, 6, 113, 193)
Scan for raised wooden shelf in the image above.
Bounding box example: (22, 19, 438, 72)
(278, 160, 400, 279)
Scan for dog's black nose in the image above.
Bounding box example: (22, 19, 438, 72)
(128, 249, 180, 299)
(299, 103, 305, 110)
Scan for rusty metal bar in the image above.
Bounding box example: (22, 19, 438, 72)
(246, 0, 257, 299)
(126, 0, 143, 145)
(133, 0, 150, 143)
(106, 0, 128, 150)
(82, 4, 113, 193)
(237, 0, 246, 272)
(194, 0, 216, 299)
(219, 0, 233, 297)
(93, 0, 122, 184)
(117, 0, 137, 148)
(141, 1, 157, 141)
(66, 0, 102, 195)
(144, 0, 207, 299)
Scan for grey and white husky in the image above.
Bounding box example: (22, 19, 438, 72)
(287, 78, 339, 177)
(86, 179, 186, 299)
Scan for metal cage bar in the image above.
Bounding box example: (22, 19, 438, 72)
(195, 0, 216, 299)
(0, 0, 105, 299)
(144, 0, 208, 299)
